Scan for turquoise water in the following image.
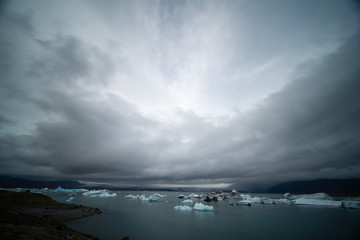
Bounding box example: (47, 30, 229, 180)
(48, 191, 360, 240)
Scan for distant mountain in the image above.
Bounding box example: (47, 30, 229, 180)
(267, 178, 360, 196)
(0, 176, 83, 189)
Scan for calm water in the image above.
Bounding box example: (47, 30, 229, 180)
(47, 191, 360, 240)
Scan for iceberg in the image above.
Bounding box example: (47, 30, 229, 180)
(177, 194, 185, 199)
(174, 205, 192, 211)
(125, 194, 140, 199)
(294, 198, 341, 207)
(193, 203, 214, 211)
(54, 186, 86, 193)
(204, 190, 228, 202)
(341, 200, 360, 209)
(231, 189, 239, 196)
(182, 199, 193, 204)
(139, 195, 158, 202)
(66, 196, 74, 202)
(153, 193, 166, 197)
(288, 192, 333, 201)
(82, 189, 117, 197)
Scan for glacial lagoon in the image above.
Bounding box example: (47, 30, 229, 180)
(27, 190, 360, 240)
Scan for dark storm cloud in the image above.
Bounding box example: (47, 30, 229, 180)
(0, 0, 359, 189)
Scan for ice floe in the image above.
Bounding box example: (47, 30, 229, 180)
(231, 189, 239, 197)
(182, 199, 193, 204)
(54, 187, 87, 193)
(193, 203, 214, 211)
(82, 189, 117, 197)
(204, 190, 228, 202)
(174, 205, 192, 211)
(341, 200, 360, 209)
(286, 192, 333, 201)
(139, 195, 159, 202)
(66, 196, 74, 202)
(153, 192, 166, 197)
(293, 198, 341, 207)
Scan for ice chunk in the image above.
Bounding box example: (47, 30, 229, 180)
(177, 194, 185, 199)
(239, 194, 252, 200)
(55, 186, 86, 193)
(82, 189, 117, 197)
(273, 198, 292, 204)
(231, 189, 239, 196)
(182, 199, 193, 204)
(193, 202, 214, 211)
(153, 193, 166, 197)
(290, 192, 333, 201)
(174, 205, 192, 211)
(341, 200, 360, 209)
(125, 194, 139, 199)
(139, 195, 158, 202)
(66, 196, 74, 202)
(294, 198, 341, 207)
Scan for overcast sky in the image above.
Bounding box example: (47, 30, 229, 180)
(0, 0, 359, 190)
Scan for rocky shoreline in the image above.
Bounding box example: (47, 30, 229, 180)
(0, 190, 101, 240)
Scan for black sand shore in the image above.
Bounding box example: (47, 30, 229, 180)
(0, 190, 101, 240)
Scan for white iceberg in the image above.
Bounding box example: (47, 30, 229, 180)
(139, 195, 158, 202)
(341, 200, 360, 209)
(174, 205, 192, 211)
(182, 199, 193, 204)
(66, 196, 74, 202)
(294, 198, 341, 207)
(153, 193, 166, 197)
(231, 189, 239, 196)
(192, 194, 202, 198)
(289, 192, 333, 201)
(125, 194, 139, 199)
(193, 203, 214, 211)
(82, 189, 117, 197)
(55, 187, 86, 193)
(273, 198, 292, 204)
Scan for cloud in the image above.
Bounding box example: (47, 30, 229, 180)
(0, 0, 359, 190)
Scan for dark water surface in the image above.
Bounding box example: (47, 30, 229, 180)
(48, 191, 360, 240)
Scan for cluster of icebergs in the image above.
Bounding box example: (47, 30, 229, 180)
(177, 193, 202, 199)
(174, 202, 214, 212)
(125, 192, 166, 202)
(82, 189, 117, 197)
(203, 190, 229, 202)
(231, 192, 360, 209)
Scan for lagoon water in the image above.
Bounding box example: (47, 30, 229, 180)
(47, 191, 360, 240)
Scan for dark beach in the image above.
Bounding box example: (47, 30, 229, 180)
(0, 190, 101, 240)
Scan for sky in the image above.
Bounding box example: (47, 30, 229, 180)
(0, 0, 360, 191)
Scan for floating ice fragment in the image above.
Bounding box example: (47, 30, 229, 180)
(153, 193, 166, 197)
(177, 194, 185, 199)
(174, 205, 192, 211)
(294, 198, 341, 207)
(341, 200, 360, 209)
(55, 186, 86, 193)
(125, 194, 139, 199)
(182, 199, 193, 204)
(289, 192, 333, 201)
(139, 195, 158, 202)
(83, 189, 117, 197)
(66, 196, 74, 202)
(193, 203, 214, 211)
